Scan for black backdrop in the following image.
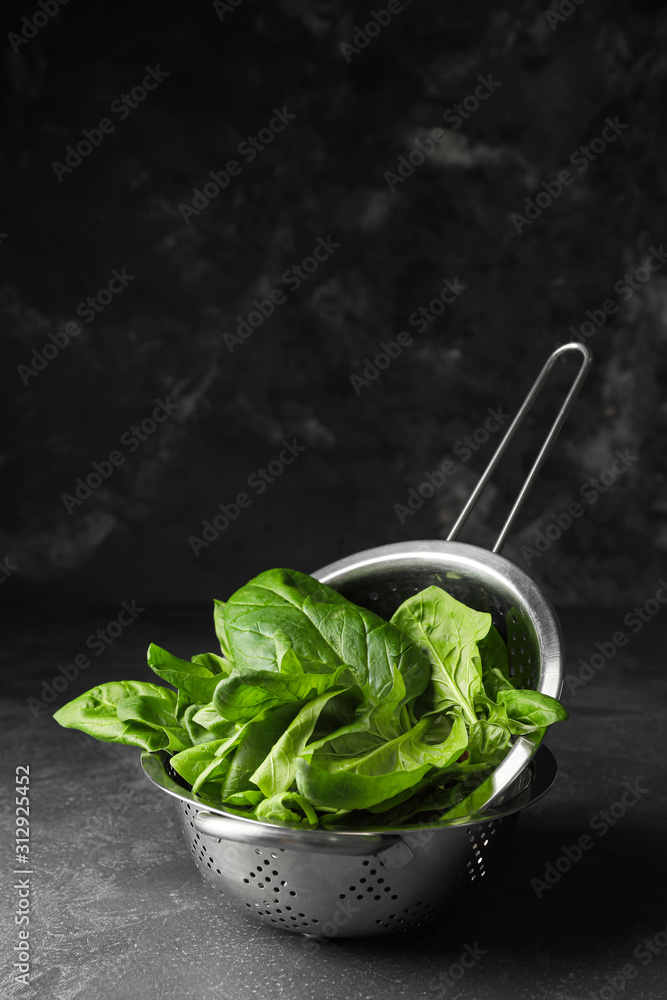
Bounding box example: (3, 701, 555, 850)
(3, 0, 667, 611)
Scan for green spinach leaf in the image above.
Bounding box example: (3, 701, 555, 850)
(147, 644, 222, 702)
(497, 688, 569, 728)
(251, 687, 348, 797)
(297, 713, 468, 812)
(223, 567, 430, 706)
(212, 664, 356, 723)
(391, 586, 491, 726)
(53, 681, 175, 750)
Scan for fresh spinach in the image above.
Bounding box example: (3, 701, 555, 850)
(53, 681, 188, 752)
(223, 568, 430, 706)
(53, 568, 568, 828)
(390, 586, 491, 726)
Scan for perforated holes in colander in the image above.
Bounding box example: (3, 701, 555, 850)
(362, 571, 447, 617)
(465, 820, 502, 883)
(373, 900, 440, 932)
(335, 858, 400, 912)
(180, 802, 199, 856)
(179, 803, 218, 882)
(507, 610, 537, 687)
(242, 849, 316, 929)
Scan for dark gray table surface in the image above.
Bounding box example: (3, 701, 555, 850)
(2, 602, 665, 1000)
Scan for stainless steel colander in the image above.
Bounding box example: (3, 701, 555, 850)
(141, 342, 592, 937)
(142, 744, 556, 936)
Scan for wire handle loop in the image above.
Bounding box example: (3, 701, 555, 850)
(447, 342, 593, 553)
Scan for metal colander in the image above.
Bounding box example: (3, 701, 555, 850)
(142, 743, 556, 937)
(140, 342, 592, 938)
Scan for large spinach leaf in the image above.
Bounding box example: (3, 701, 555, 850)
(391, 586, 491, 725)
(53, 681, 179, 751)
(297, 713, 468, 812)
(251, 687, 349, 797)
(212, 663, 356, 722)
(223, 568, 430, 705)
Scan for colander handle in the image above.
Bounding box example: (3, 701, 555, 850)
(193, 810, 401, 856)
(447, 341, 592, 553)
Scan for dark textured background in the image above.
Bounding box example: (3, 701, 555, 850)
(3, 8, 667, 999)
(3, 0, 667, 611)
